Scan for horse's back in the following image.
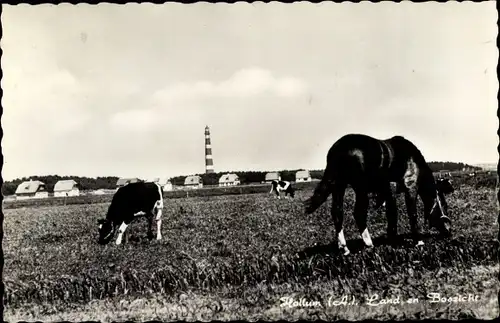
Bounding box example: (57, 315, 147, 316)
(325, 134, 386, 183)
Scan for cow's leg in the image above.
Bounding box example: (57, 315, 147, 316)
(270, 184, 277, 199)
(155, 206, 163, 240)
(147, 214, 154, 240)
(353, 189, 373, 248)
(331, 184, 349, 255)
(115, 221, 129, 245)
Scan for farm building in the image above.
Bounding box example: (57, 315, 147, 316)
(265, 172, 280, 183)
(295, 170, 312, 182)
(15, 180, 49, 200)
(218, 173, 240, 187)
(53, 179, 80, 197)
(147, 177, 173, 192)
(116, 177, 140, 188)
(160, 178, 173, 192)
(184, 175, 203, 189)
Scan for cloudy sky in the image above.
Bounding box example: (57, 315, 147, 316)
(2, 2, 498, 180)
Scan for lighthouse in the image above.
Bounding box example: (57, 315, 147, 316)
(205, 125, 214, 174)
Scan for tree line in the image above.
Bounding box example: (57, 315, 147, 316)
(2, 161, 480, 195)
(427, 162, 481, 173)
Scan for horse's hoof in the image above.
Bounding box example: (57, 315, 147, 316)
(341, 247, 350, 256)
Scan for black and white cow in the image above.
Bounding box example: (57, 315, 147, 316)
(270, 180, 295, 199)
(97, 182, 164, 245)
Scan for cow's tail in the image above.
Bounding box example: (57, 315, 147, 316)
(304, 167, 334, 214)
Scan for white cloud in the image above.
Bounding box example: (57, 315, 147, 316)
(109, 108, 161, 131)
(110, 67, 309, 132)
(1, 3, 496, 180)
(151, 67, 308, 105)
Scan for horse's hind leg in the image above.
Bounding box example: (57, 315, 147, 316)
(353, 190, 373, 248)
(331, 184, 349, 255)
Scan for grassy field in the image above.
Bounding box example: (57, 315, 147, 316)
(2, 181, 319, 210)
(2, 177, 498, 321)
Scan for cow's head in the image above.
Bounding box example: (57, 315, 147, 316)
(97, 218, 115, 245)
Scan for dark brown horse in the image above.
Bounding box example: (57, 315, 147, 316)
(305, 134, 453, 255)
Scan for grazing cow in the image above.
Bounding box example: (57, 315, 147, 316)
(97, 182, 164, 245)
(270, 180, 295, 199)
(304, 134, 453, 255)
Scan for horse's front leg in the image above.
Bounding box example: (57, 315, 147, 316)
(374, 193, 386, 209)
(405, 188, 423, 247)
(331, 185, 349, 255)
(381, 186, 399, 244)
(422, 194, 433, 230)
(353, 190, 373, 249)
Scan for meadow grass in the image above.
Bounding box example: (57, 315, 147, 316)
(2, 181, 498, 321)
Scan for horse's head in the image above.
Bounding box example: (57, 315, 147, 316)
(429, 178, 454, 237)
(436, 178, 454, 194)
(97, 218, 115, 245)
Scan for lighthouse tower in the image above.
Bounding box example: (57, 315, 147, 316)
(205, 126, 214, 174)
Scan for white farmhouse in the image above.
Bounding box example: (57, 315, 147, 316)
(184, 175, 203, 189)
(295, 170, 312, 182)
(15, 180, 49, 200)
(265, 172, 280, 183)
(149, 177, 174, 192)
(54, 179, 80, 197)
(116, 178, 140, 188)
(218, 173, 240, 187)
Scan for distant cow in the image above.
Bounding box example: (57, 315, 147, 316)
(270, 180, 295, 199)
(97, 182, 164, 245)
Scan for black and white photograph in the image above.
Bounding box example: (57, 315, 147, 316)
(1, 1, 498, 321)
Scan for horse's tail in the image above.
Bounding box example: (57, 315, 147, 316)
(304, 167, 334, 214)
